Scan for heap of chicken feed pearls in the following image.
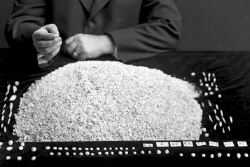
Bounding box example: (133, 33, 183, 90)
(14, 61, 202, 142)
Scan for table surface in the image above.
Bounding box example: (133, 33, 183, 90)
(0, 49, 250, 166)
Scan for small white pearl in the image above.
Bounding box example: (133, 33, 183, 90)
(14, 81, 20, 86)
(210, 154, 214, 158)
(45, 146, 51, 150)
(157, 150, 162, 155)
(31, 147, 37, 152)
(17, 156, 22, 161)
(237, 153, 241, 159)
(6, 147, 13, 151)
(8, 140, 13, 146)
(191, 72, 196, 76)
(6, 156, 11, 160)
(85, 151, 90, 156)
(19, 146, 24, 151)
(31, 156, 36, 161)
(165, 149, 169, 154)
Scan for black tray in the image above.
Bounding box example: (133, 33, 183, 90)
(1, 49, 250, 166)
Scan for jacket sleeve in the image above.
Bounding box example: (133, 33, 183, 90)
(107, 0, 182, 62)
(5, 0, 46, 48)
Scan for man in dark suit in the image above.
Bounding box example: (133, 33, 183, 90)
(5, 0, 181, 66)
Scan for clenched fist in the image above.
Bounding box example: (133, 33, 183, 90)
(65, 34, 115, 61)
(32, 24, 62, 61)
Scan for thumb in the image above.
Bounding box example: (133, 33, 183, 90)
(44, 24, 60, 35)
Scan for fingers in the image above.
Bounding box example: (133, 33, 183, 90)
(37, 46, 60, 68)
(65, 34, 86, 59)
(36, 40, 62, 55)
(44, 24, 60, 35)
(33, 24, 59, 41)
(72, 45, 80, 58)
(65, 34, 98, 60)
(65, 40, 77, 55)
(33, 24, 62, 56)
(33, 30, 57, 41)
(65, 36, 75, 45)
(73, 45, 88, 60)
(37, 46, 60, 63)
(65, 34, 105, 60)
(35, 37, 62, 48)
(77, 53, 88, 61)
(43, 46, 61, 58)
(33, 32, 56, 40)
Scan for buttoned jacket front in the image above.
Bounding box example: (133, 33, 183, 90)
(6, 0, 182, 62)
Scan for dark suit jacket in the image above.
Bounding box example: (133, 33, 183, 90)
(5, 0, 181, 62)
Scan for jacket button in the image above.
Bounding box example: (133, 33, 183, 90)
(88, 21, 95, 27)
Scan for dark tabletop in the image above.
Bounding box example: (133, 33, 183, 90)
(0, 48, 250, 166)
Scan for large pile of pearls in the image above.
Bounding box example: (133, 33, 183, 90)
(14, 61, 202, 142)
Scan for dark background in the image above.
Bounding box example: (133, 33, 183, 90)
(0, 0, 250, 51)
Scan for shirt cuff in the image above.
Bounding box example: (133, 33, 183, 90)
(105, 33, 120, 60)
(37, 54, 57, 68)
(113, 46, 119, 60)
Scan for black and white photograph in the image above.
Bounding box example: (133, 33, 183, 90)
(0, 0, 250, 166)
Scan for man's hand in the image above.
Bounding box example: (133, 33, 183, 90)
(32, 24, 62, 60)
(65, 34, 115, 60)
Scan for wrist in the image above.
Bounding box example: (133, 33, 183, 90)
(99, 35, 115, 55)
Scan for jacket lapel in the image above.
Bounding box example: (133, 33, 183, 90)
(89, 0, 110, 19)
(79, 0, 94, 13)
